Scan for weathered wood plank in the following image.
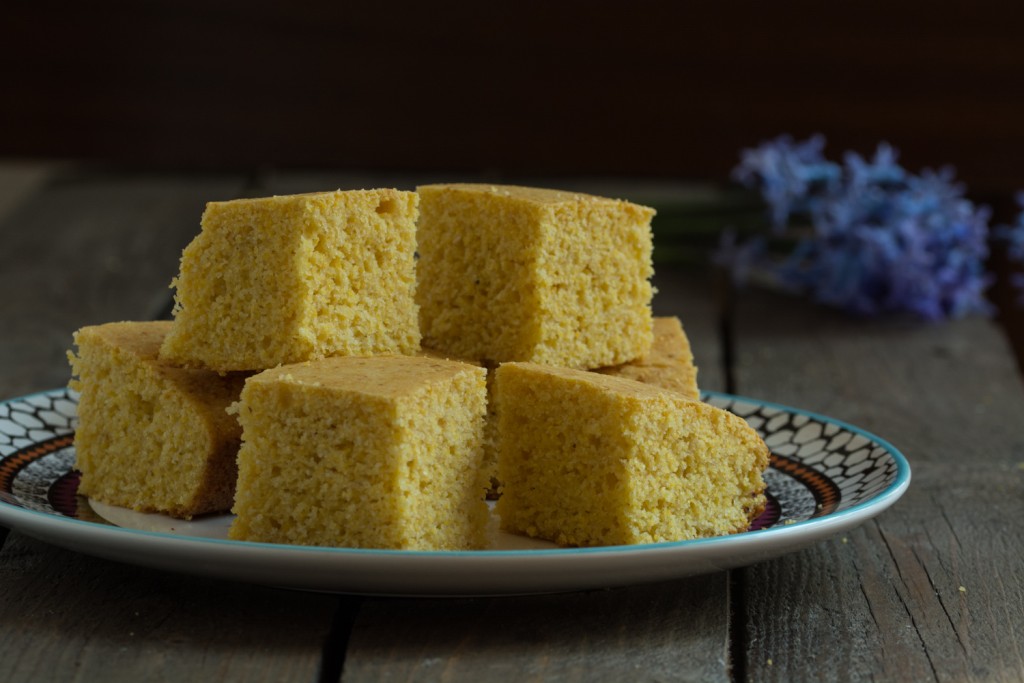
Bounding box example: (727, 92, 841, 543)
(0, 534, 340, 683)
(0, 170, 344, 683)
(0, 161, 65, 224)
(0, 168, 242, 396)
(342, 576, 729, 683)
(730, 286, 1024, 682)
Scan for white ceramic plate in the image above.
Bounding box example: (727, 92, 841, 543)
(0, 388, 910, 596)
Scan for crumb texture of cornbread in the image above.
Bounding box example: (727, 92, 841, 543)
(229, 355, 489, 550)
(416, 183, 655, 369)
(494, 362, 768, 547)
(594, 316, 700, 400)
(160, 189, 421, 372)
(68, 321, 245, 519)
(418, 347, 503, 496)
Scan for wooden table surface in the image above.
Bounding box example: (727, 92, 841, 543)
(1, 165, 1022, 683)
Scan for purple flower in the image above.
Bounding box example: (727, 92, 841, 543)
(843, 143, 906, 193)
(732, 134, 841, 231)
(727, 134, 993, 320)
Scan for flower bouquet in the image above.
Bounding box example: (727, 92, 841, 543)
(717, 134, 1020, 321)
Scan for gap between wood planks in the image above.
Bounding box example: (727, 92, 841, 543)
(319, 596, 362, 683)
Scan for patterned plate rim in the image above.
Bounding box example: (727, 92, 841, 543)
(0, 387, 912, 559)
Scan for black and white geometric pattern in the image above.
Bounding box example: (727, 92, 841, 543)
(0, 388, 78, 515)
(705, 392, 902, 524)
(0, 389, 905, 534)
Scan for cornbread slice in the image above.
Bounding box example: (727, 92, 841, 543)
(161, 189, 421, 372)
(416, 183, 655, 368)
(229, 355, 489, 550)
(67, 321, 245, 519)
(444, 317, 700, 498)
(594, 316, 700, 400)
(425, 314, 701, 498)
(494, 362, 768, 547)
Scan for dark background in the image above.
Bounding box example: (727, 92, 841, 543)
(4, 1, 1024, 197)
(5, 0, 1024, 357)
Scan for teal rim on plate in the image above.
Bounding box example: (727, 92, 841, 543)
(0, 387, 910, 559)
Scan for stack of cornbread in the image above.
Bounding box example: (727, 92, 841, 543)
(68, 183, 768, 550)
